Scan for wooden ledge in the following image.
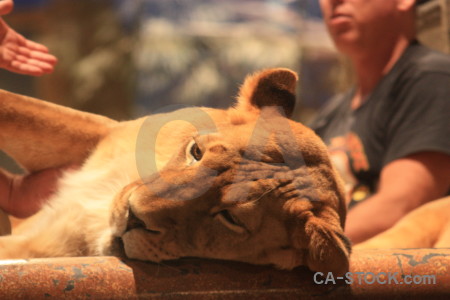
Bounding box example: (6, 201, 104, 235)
(0, 249, 449, 299)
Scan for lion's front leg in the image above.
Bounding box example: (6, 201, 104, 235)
(0, 89, 116, 173)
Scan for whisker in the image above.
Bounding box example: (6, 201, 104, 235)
(249, 186, 277, 204)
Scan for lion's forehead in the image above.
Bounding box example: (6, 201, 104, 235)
(199, 127, 308, 165)
(216, 159, 317, 204)
(147, 106, 323, 167)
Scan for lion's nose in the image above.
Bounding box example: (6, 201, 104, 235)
(126, 209, 163, 235)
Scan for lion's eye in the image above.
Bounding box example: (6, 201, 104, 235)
(214, 210, 245, 234)
(190, 142, 203, 161)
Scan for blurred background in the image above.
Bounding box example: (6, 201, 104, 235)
(1, 0, 449, 172)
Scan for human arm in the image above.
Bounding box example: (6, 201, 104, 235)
(0, 167, 73, 218)
(346, 151, 450, 244)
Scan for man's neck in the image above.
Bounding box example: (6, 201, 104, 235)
(350, 37, 412, 109)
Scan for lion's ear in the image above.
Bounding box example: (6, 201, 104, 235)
(235, 68, 298, 118)
(292, 206, 351, 276)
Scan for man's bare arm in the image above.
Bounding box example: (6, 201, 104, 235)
(345, 151, 450, 244)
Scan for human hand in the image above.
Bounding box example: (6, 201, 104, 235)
(0, 0, 14, 16)
(0, 165, 77, 218)
(0, 12, 57, 76)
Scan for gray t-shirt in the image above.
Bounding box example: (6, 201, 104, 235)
(310, 41, 450, 207)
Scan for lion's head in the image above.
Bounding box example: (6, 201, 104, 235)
(110, 68, 350, 275)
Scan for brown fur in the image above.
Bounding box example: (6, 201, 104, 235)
(356, 196, 450, 249)
(0, 68, 350, 275)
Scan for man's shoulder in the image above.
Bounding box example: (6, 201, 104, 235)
(406, 43, 450, 75)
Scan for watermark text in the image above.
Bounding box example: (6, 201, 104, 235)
(314, 271, 436, 285)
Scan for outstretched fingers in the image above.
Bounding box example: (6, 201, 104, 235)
(9, 59, 48, 76)
(16, 48, 57, 73)
(13, 39, 58, 75)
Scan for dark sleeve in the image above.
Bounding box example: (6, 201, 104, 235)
(383, 72, 450, 166)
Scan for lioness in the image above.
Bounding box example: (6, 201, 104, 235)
(0, 68, 350, 275)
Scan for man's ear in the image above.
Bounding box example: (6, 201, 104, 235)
(292, 205, 351, 276)
(235, 68, 298, 118)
